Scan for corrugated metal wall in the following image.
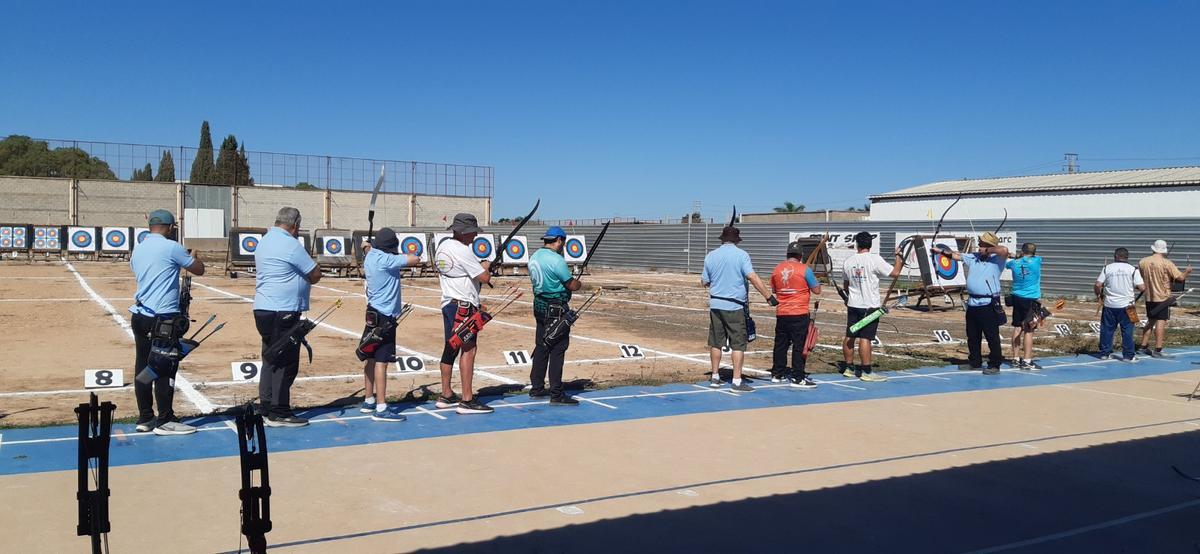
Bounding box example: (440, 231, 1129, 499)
(409, 218, 1199, 299)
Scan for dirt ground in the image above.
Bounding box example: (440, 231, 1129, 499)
(3, 260, 1199, 427)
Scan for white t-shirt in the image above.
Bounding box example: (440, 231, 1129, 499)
(436, 238, 485, 307)
(1097, 262, 1143, 308)
(843, 252, 895, 309)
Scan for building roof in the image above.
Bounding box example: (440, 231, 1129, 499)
(870, 166, 1200, 201)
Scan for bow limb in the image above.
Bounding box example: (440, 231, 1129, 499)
(366, 165, 386, 247)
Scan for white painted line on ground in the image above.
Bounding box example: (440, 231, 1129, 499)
(577, 396, 619, 410)
(63, 261, 216, 415)
(0, 387, 136, 398)
(895, 369, 951, 381)
(412, 405, 448, 420)
(963, 498, 1200, 554)
(693, 383, 739, 396)
(1051, 383, 1189, 406)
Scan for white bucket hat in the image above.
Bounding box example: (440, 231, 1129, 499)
(1151, 239, 1169, 254)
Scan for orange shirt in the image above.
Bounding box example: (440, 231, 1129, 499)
(1138, 254, 1184, 302)
(770, 259, 818, 316)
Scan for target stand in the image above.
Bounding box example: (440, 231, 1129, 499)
(0, 224, 33, 262)
(27, 225, 65, 262)
(315, 229, 355, 277)
(906, 237, 968, 311)
(226, 227, 267, 278)
(66, 226, 100, 261)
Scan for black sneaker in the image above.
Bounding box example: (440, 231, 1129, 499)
(529, 388, 550, 398)
(958, 364, 982, 371)
(789, 377, 818, 390)
(1150, 350, 1166, 359)
(265, 415, 309, 428)
(982, 367, 1001, 375)
(456, 398, 494, 414)
(435, 392, 461, 409)
(730, 381, 755, 392)
(550, 395, 580, 406)
(135, 418, 156, 433)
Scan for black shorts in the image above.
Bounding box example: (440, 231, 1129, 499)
(365, 308, 398, 363)
(1146, 301, 1171, 321)
(846, 306, 880, 341)
(1011, 296, 1036, 328)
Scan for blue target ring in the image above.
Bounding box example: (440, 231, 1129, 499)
(564, 238, 584, 259)
(105, 230, 127, 248)
(71, 230, 93, 248)
(241, 236, 259, 253)
(931, 242, 959, 280)
(136, 230, 150, 244)
(505, 240, 526, 259)
(401, 237, 424, 257)
(325, 239, 343, 255)
(472, 237, 493, 259)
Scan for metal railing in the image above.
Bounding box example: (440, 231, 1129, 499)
(2, 135, 493, 198)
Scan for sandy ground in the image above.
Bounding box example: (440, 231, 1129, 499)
(3, 260, 1199, 427)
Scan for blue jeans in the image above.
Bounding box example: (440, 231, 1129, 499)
(1098, 306, 1134, 360)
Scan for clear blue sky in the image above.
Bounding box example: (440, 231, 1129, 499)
(3, 1, 1199, 221)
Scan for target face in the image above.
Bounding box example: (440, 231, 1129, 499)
(398, 234, 428, 262)
(34, 238, 46, 249)
(930, 242, 959, 279)
(501, 235, 530, 265)
(13, 227, 25, 238)
(323, 236, 345, 256)
(134, 227, 150, 247)
(564, 235, 588, 263)
(34, 228, 46, 239)
(472, 236, 493, 259)
(241, 235, 260, 253)
(33, 227, 61, 250)
(68, 227, 97, 251)
(0, 227, 10, 237)
(0, 237, 10, 248)
(47, 227, 59, 239)
(102, 227, 130, 251)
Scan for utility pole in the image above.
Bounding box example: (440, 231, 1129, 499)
(686, 200, 700, 273)
(1064, 153, 1079, 174)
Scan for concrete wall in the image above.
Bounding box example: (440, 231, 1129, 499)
(0, 176, 70, 224)
(78, 180, 177, 226)
(329, 190, 413, 230)
(412, 194, 489, 226)
(869, 186, 1200, 221)
(235, 187, 326, 228)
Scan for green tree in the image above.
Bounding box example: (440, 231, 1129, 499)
(155, 150, 175, 182)
(0, 135, 115, 179)
(295, 181, 318, 190)
(214, 134, 253, 186)
(189, 121, 215, 184)
(773, 201, 804, 213)
(131, 163, 153, 181)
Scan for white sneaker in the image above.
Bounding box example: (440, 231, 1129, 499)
(153, 421, 197, 436)
(709, 378, 722, 388)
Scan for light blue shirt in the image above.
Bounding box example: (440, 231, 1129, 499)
(701, 243, 754, 311)
(364, 248, 409, 317)
(254, 227, 317, 312)
(128, 233, 195, 317)
(1005, 256, 1042, 299)
(964, 252, 1005, 307)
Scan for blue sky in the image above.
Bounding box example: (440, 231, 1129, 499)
(3, 1, 1198, 221)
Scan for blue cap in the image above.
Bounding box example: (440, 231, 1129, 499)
(147, 209, 175, 225)
(542, 226, 567, 240)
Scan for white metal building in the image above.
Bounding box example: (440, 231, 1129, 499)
(868, 167, 1200, 221)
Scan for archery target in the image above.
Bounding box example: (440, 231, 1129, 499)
(12, 226, 26, 249)
(101, 227, 131, 251)
(501, 235, 529, 265)
(922, 238, 966, 287)
(930, 242, 959, 280)
(0, 227, 10, 249)
(398, 233, 429, 263)
(32, 226, 61, 251)
(133, 227, 150, 248)
(323, 236, 346, 256)
(297, 233, 309, 252)
(238, 233, 262, 256)
(471, 234, 496, 260)
(564, 235, 588, 264)
(68, 227, 97, 252)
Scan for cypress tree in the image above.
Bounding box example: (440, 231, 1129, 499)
(132, 163, 153, 181)
(155, 150, 175, 182)
(214, 134, 253, 186)
(189, 120, 215, 184)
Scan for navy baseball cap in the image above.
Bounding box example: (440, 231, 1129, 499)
(542, 226, 567, 240)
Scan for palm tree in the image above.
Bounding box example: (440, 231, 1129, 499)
(773, 201, 804, 213)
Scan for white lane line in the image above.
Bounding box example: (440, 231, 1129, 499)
(0, 387, 136, 398)
(896, 369, 951, 381)
(812, 378, 869, 391)
(577, 396, 619, 410)
(63, 261, 216, 416)
(412, 405, 448, 420)
(693, 383, 739, 396)
(963, 498, 1200, 554)
(3, 425, 229, 446)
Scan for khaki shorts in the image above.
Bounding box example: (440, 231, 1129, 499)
(709, 309, 748, 351)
